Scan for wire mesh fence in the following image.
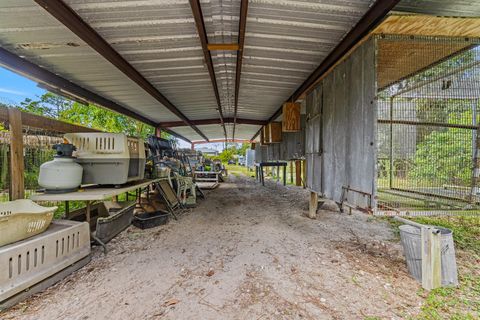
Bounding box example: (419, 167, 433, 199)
(0, 124, 63, 202)
(376, 35, 480, 216)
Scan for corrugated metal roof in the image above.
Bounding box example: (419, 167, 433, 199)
(1, 0, 475, 142)
(236, 0, 374, 122)
(0, 0, 178, 123)
(395, 0, 480, 17)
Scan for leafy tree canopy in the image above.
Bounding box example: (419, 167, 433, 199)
(17, 92, 161, 139)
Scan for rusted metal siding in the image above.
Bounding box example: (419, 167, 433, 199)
(305, 38, 376, 210)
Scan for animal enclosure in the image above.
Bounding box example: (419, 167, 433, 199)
(376, 35, 480, 216)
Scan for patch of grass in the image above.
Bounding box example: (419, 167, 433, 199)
(411, 216, 480, 255)
(225, 164, 253, 177)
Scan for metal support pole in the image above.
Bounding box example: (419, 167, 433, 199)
(470, 99, 479, 201)
(389, 96, 394, 189)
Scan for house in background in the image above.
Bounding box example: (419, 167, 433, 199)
(196, 147, 219, 157)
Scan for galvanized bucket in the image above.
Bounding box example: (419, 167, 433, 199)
(399, 224, 458, 286)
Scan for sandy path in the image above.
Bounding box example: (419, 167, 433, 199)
(2, 174, 422, 320)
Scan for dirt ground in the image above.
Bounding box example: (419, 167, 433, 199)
(1, 174, 423, 320)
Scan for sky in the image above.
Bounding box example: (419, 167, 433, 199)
(0, 67, 45, 105)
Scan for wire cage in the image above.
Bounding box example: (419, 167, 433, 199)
(376, 34, 480, 216)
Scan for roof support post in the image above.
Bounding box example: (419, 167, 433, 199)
(8, 108, 25, 200)
(232, 0, 249, 140)
(34, 0, 209, 141)
(189, 0, 227, 140)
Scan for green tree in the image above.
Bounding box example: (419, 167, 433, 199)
(237, 142, 250, 156)
(18, 92, 157, 139)
(219, 148, 235, 163)
(410, 110, 474, 186)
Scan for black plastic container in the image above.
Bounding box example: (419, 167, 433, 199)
(132, 211, 169, 229)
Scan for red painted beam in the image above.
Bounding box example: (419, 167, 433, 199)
(192, 139, 251, 145)
(189, 0, 227, 140)
(232, 0, 249, 140)
(0, 48, 192, 144)
(34, 0, 208, 142)
(159, 118, 267, 128)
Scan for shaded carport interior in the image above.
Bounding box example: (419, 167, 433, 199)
(0, 0, 478, 146)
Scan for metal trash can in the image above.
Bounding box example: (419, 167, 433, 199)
(399, 225, 458, 286)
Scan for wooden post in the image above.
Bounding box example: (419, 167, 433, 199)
(309, 191, 318, 219)
(421, 227, 442, 290)
(269, 122, 282, 143)
(155, 126, 162, 138)
(8, 108, 24, 200)
(295, 160, 302, 186)
(302, 159, 307, 188)
(290, 161, 294, 184)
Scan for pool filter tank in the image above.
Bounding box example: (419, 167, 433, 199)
(38, 142, 83, 193)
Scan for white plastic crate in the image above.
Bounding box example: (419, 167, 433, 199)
(64, 133, 129, 159)
(0, 200, 56, 247)
(64, 133, 145, 184)
(0, 220, 90, 303)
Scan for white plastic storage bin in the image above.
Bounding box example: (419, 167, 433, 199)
(0, 220, 90, 305)
(0, 200, 56, 247)
(65, 133, 145, 185)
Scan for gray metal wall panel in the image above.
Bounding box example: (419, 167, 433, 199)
(320, 71, 335, 197)
(255, 145, 268, 163)
(305, 38, 376, 209)
(281, 115, 306, 160)
(332, 62, 347, 202)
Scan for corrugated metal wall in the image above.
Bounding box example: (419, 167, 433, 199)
(305, 38, 376, 210)
(254, 116, 305, 162)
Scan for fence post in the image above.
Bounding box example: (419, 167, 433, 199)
(295, 160, 302, 186)
(309, 191, 318, 219)
(302, 159, 306, 188)
(421, 227, 442, 290)
(8, 108, 24, 200)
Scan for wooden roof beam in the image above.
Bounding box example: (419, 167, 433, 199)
(34, 0, 208, 142)
(0, 48, 192, 144)
(233, 0, 249, 140)
(189, 0, 227, 140)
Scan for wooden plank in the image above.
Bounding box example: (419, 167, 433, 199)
(263, 125, 271, 144)
(295, 160, 302, 186)
(421, 227, 442, 290)
(309, 191, 318, 219)
(0, 105, 98, 133)
(269, 122, 282, 143)
(372, 15, 480, 38)
(207, 43, 239, 51)
(376, 40, 469, 89)
(8, 108, 24, 200)
(282, 102, 301, 132)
